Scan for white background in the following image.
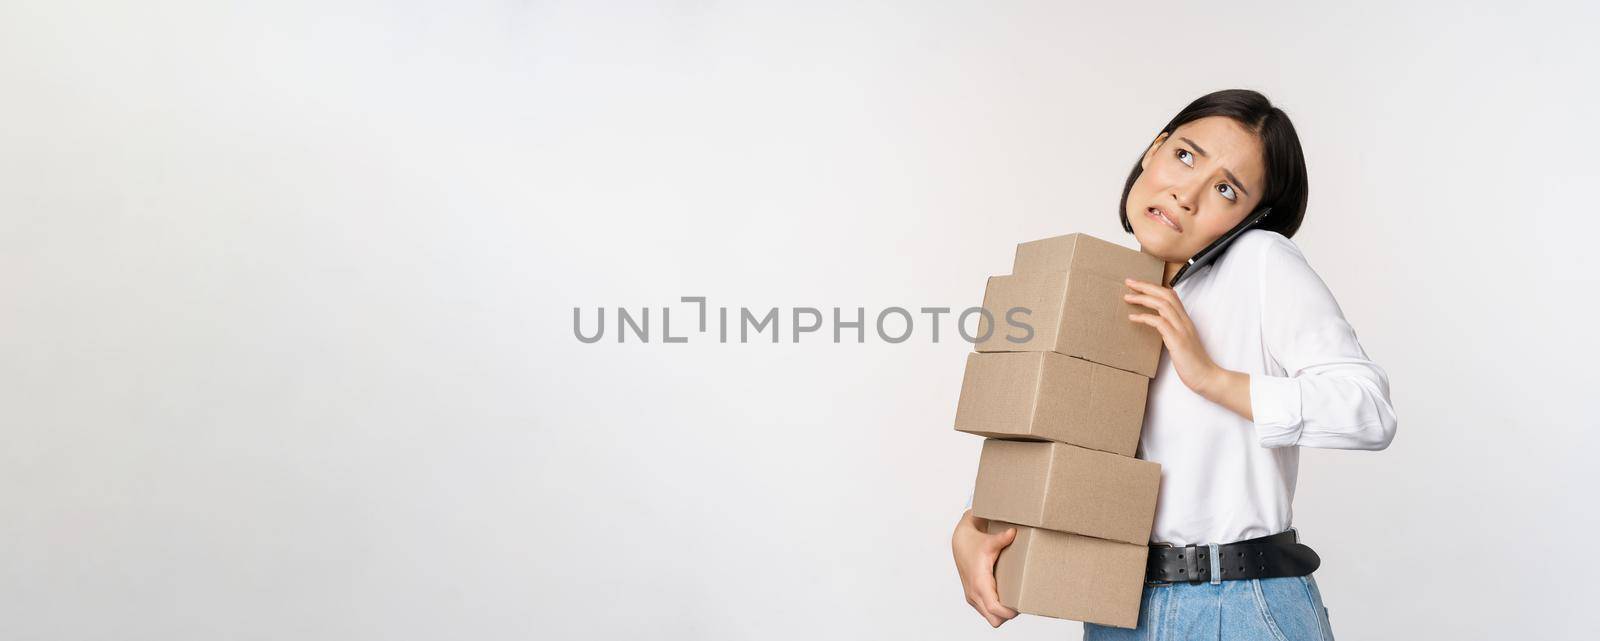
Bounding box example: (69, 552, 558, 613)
(3, 1, 1597, 639)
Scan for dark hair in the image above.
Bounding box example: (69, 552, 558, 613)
(1118, 89, 1308, 239)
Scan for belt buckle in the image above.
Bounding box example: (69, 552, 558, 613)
(1145, 542, 1174, 587)
(1182, 543, 1204, 585)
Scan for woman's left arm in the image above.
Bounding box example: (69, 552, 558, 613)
(1125, 237, 1399, 451)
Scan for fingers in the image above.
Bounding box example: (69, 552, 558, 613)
(1126, 287, 1190, 324)
(976, 528, 1020, 626)
(1124, 278, 1170, 295)
(987, 598, 1019, 624)
(966, 588, 1005, 627)
(984, 526, 1018, 552)
(975, 571, 1019, 625)
(1123, 280, 1193, 326)
(961, 527, 1021, 627)
(1123, 292, 1177, 320)
(966, 593, 1001, 627)
(1128, 312, 1174, 342)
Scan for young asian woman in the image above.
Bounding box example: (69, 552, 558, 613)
(951, 89, 1397, 641)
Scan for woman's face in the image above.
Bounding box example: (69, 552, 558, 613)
(1126, 115, 1267, 263)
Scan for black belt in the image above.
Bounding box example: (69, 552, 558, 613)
(1145, 529, 1321, 586)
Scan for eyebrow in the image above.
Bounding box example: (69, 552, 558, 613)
(1178, 136, 1251, 198)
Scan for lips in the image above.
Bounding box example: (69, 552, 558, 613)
(1146, 206, 1182, 232)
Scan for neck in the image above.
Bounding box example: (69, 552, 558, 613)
(1162, 261, 1184, 287)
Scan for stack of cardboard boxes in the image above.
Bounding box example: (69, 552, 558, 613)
(955, 233, 1166, 629)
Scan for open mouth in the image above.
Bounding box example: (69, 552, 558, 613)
(1146, 206, 1182, 232)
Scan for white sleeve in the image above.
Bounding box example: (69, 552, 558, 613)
(1248, 237, 1399, 450)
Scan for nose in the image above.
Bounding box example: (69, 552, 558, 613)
(1169, 179, 1203, 213)
(1168, 190, 1194, 213)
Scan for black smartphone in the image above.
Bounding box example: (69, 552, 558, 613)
(1168, 206, 1272, 288)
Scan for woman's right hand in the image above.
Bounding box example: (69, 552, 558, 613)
(952, 509, 1020, 627)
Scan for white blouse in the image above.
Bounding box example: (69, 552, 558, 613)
(966, 228, 1399, 547)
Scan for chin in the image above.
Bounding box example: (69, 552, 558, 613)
(1129, 217, 1187, 262)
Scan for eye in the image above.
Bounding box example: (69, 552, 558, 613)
(1175, 148, 1194, 167)
(1216, 183, 1237, 201)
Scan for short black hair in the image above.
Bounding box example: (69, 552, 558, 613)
(1118, 89, 1309, 239)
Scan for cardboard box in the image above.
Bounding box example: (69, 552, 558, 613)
(1012, 233, 1165, 283)
(987, 520, 1148, 629)
(974, 270, 1163, 378)
(953, 351, 1149, 456)
(971, 439, 1160, 545)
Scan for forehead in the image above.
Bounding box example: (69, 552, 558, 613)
(1172, 116, 1265, 183)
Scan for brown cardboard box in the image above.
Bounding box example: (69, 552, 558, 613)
(986, 520, 1148, 629)
(971, 439, 1160, 545)
(974, 270, 1163, 378)
(974, 233, 1165, 377)
(953, 351, 1149, 456)
(1012, 233, 1165, 283)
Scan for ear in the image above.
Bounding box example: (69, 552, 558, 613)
(1139, 132, 1170, 171)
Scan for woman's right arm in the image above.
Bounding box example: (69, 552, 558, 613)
(952, 508, 1019, 627)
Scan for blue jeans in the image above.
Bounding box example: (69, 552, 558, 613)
(1083, 575, 1335, 641)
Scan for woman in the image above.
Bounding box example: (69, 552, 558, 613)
(951, 89, 1398, 640)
